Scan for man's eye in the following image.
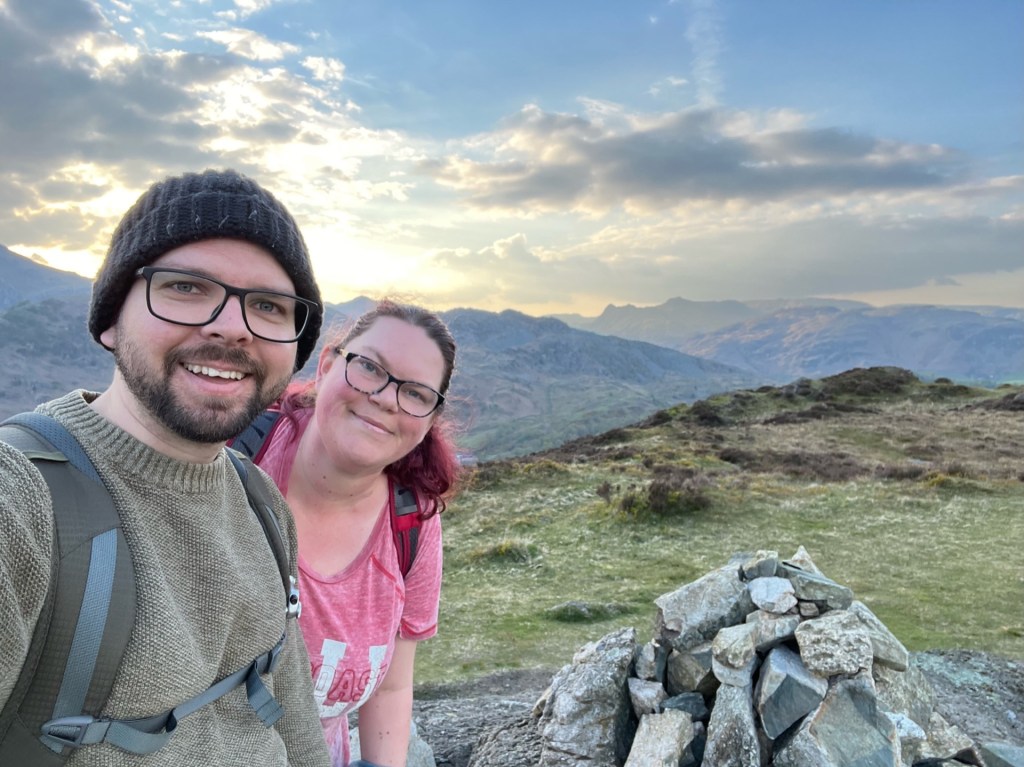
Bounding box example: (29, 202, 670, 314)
(168, 281, 204, 295)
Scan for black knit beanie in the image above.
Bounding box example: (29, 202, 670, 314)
(89, 169, 323, 371)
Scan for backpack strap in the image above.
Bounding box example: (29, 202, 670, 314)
(230, 409, 283, 464)
(0, 413, 136, 765)
(0, 414, 293, 762)
(390, 480, 421, 578)
(225, 449, 301, 619)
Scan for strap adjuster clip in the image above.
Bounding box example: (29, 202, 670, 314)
(41, 715, 109, 748)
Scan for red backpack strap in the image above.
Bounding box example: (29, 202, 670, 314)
(389, 478, 421, 578)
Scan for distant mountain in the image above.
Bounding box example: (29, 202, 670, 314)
(679, 305, 1024, 384)
(0, 294, 114, 415)
(7, 243, 1020, 455)
(553, 296, 1024, 385)
(441, 309, 755, 458)
(0, 247, 754, 459)
(0, 245, 92, 310)
(553, 296, 869, 348)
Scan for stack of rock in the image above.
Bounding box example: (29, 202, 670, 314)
(526, 547, 1019, 767)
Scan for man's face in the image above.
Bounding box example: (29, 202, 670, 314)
(100, 239, 301, 444)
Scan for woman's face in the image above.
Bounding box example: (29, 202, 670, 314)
(314, 316, 446, 474)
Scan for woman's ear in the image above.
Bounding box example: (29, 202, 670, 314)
(316, 345, 337, 386)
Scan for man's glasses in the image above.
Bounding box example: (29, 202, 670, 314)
(338, 349, 445, 417)
(135, 267, 318, 343)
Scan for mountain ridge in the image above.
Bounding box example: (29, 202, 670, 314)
(0, 247, 753, 459)
(4, 245, 1023, 458)
(554, 295, 1024, 384)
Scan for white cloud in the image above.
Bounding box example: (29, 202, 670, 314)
(302, 55, 345, 83)
(684, 0, 723, 107)
(197, 28, 299, 61)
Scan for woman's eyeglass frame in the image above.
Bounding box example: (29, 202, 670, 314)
(337, 348, 445, 418)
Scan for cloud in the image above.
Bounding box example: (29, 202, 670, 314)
(303, 56, 345, 83)
(685, 0, 723, 107)
(648, 75, 689, 97)
(420, 213, 1024, 313)
(0, 0, 415, 272)
(197, 28, 300, 61)
(419, 103, 966, 217)
(220, 0, 283, 22)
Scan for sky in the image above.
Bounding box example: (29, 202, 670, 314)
(1, 0, 1022, 316)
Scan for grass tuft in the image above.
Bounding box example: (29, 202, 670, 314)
(466, 538, 541, 566)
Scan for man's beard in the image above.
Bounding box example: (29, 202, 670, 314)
(114, 339, 291, 444)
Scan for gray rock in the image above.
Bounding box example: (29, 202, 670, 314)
(754, 645, 827, 740)
(778, 562, 854, 610)
(634, 638, 668, 682)
(662, 691, 709, 722)
(666, 641, 717, 696)
(884, 711, 926, 767)
(712, 623, 758, 671)
(749, 612, 802, 653)
(785, 545, 824, 575)
(538, 627, 637, 767)
(981, 741, 1024, 767)
(703, 683, 761, 767)
(916, 710, 975, 761)
(798, 600, 820, 618)
(628, 677, 667, 717)
(741, 550, 780, 580)
(624, 710, 695, 767)
(850, 600, 910, 671)
(873, 661, 935, 731)
(748, 576, 798, 614)
(774, 676, 899, 767)
(712, 654, 758, 688)
(467, 714, 543, 767)
(795, 609, 874, 677)
(655, 564, 755, 649)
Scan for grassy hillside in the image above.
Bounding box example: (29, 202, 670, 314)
(417, 367, 1024, 685)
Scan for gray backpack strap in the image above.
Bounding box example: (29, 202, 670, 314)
(0, 413, 136, 765)
(225, 449, 295, 612)
(0, 415, 292, 761)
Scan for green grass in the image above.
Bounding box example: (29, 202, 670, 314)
(414, 375, 1024, 686)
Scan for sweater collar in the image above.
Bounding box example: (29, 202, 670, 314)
(39, 390, 228, 493)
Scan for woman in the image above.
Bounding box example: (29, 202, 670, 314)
(251, 300, 460, 767)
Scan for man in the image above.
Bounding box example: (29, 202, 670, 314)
(0, 170, 331, 765)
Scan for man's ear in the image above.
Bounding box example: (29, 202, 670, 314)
(99, 325, 117, 350)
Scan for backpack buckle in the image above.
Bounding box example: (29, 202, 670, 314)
(286, 575, 301, 619)
(41, 715, 108, 748)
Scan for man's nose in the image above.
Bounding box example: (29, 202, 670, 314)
(200, 295, 253, 342)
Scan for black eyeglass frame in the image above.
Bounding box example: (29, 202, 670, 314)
(134, 266, 319, 343)
(338, 348, 446, 417)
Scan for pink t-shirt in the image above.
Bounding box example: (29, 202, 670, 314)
(254, 408, 443, 766)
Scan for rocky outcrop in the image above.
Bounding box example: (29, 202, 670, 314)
(429, 548, 1023, 767)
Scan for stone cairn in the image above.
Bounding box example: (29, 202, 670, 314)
(514, 547, 1021, 767)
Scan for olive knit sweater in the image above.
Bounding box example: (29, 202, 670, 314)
(0, 391, 330, 766)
